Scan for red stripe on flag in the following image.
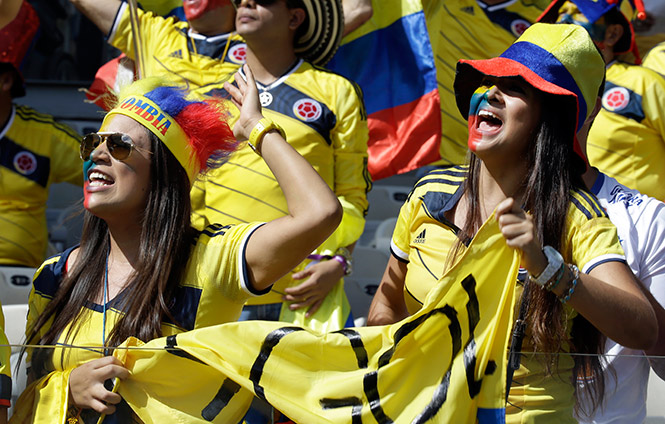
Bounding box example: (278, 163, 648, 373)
(368, 89, 441, 180)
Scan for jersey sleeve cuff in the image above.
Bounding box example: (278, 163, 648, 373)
(390, 240, 409, 263)
(239, 223, 273, 297)
(107, 2, 127, 41)
(582, 254, 626, 274)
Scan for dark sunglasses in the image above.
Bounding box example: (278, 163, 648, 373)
(80, 132, 151, 161)
(232, 0, 279, 9)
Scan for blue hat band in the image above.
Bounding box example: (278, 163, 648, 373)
(501, 41, 587, 130)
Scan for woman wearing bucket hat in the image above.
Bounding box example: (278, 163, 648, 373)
(367, 23, 657, 423)
(13, 64, 341, 423)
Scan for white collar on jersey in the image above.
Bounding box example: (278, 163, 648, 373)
(237, 58, 304, 92)
(187, 28, 231, 43)
(476, 0, 520, 13)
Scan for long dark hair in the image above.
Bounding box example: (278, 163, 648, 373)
(26, 130, 196, 376)
(453, 91, 604, 413)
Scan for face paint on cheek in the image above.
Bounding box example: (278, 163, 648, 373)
(83, 160, 96, 209)
(467, 87, 490, 152)
(183, 0, 228, 21)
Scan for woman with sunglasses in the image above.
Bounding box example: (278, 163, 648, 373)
(367, 23, 657, 422)
(14, 65, 342, 422)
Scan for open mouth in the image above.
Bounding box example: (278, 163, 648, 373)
(477, 109, 503, 133)
(88, 171, 115, 187)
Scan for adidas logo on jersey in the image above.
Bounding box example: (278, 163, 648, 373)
(413, 229, 426, 244)
(461, 6, 474, 14)
(169, 49, 183, 59)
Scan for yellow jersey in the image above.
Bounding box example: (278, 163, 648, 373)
(0, 105, 82, 267)
(193, 60, 371, 305)
(391, 165, 625, 423)
(24, 222, 263, 421)
(642, 41, 665, 76)
(108, 3, 244, 98)
(587, 61, 665, 201)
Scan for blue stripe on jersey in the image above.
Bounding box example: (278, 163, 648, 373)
(586, 257, 626, 273)
(481, 5, 530, 37)
(327, 10, 437, 115)
(0, 137, 51, 187)
(477, 407, 505, 424)
(16, 106, 81, 140)
(263, 83, 337, 146)
(412, 177, 463, 192)
(165, 285, 203, 331)
(569, 195, 592, 220)
(502, 41, 586, 127)
(203, 84, 337, 145)
(179, 29, 243, 60)
(33, 246, 76, 298)
(414, 246, 440, 281)
(424, 165, 468, 178)
(201, 224, 231, 239)
(574, 189, 607, 218)
(0, 374, 10, 403)
(602, 82, 645, 122)
(421, 188, 464, 229)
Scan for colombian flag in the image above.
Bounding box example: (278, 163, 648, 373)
(12, 214, 517, 423)
(327, 0, 441, 180)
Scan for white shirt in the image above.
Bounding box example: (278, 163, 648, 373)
(579, 172, 665, 424)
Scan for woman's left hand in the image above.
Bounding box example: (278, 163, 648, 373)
(224, 64, 264, 142)
(283, 259, 345, 317)
(496, 197, 548, 276)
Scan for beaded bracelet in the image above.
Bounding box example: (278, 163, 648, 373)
(559, 264, 580, 304)
(544, 262, 566, 291)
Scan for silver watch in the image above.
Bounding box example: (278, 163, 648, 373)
(529, 246, 564, 286)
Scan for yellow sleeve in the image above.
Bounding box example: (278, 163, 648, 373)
(317, 81, 370, 254)
(643, 42, 665, 75)
(49, 121, 83, 186)
(641, 69, 665, 148)
(391, 188, 419, 261)
(109, 4, 181, 64)
(190, 223, 266, 307)
(564, 192, 626, 273)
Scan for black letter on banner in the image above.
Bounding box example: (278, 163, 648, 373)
(334, 328, 369, 368)
(361, 305, 462, 424)
(249, 326, 304, 400)
(461, 275, 483, 398)
(317, 329, 368, 420)
(165, 334, 206, 365)
(320, 397, 364, 424)
(410, 305, 462, 424)
(200, 379, 242, 421)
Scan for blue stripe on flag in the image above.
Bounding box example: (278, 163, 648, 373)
(328, 10, 437, 116)
(500, 41, 586, 127)
(477, 407, 506, 424)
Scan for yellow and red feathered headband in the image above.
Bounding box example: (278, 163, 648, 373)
(103, 78, 238, 184)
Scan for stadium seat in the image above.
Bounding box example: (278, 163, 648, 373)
(345, 246, 389, 326)
(366, 185, 409, 220)
(0, 267, 34, 305)
(373, 217, 397, 255)
(2, 303, 28, 417)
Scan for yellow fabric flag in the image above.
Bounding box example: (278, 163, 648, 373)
(113, 215, 519, 423)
